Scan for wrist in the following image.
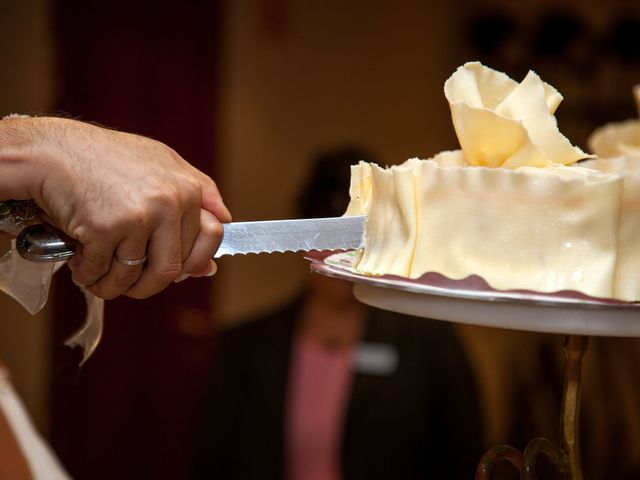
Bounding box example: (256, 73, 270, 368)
(0, 116, 56, 202)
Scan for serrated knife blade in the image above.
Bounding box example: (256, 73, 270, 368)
(15, 216, 366, 262)
(216, 215, 365, 257)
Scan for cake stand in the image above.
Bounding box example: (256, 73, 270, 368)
(309, 252, 640, 480)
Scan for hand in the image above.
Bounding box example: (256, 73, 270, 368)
(0, 116, 231, 299)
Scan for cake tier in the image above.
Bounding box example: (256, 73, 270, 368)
(347, 154, 623, 299)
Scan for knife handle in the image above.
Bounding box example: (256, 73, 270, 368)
(16, 224, 77, 262)
(16, 222, 228, 262)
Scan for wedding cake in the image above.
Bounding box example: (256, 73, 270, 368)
(346, 62, 636, 300)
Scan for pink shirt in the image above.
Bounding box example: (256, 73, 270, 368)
(286, 337, 353, 480)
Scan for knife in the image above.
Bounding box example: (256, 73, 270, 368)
(15, 216, 366, 262)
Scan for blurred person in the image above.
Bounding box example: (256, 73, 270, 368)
(191, 147, 482, 480)
(0, 115, 231, 478)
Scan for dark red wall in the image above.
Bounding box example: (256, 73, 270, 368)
(51, 2, 221, 478)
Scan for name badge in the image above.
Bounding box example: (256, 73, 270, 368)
(352, 342, 398, 375)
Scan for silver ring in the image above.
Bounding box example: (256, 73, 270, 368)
(114, 254, 148, 266)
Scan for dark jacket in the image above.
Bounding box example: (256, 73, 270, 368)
(191, 297, 482, 479)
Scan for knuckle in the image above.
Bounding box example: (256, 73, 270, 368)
(71, 222, 109, 244)
(70, 225, 91, 244)
(125, 284, 158, 300)
(173, 174, 201, 209)
(200, 172, 215, 187)
(114, 268, 142, 290)
(203, 220, 225, 253)
(185, 256, 210, 276)
(151, 262, 183, 282)
(154, 187, 182, 212)
(165, 145, 182, 162)
(209, 219, 224, 239)
(71, 271, 93, 287)
(124, 205, 150, 230)
(92, 286, 120, 301)
(72, 261, 109, 285)
(199, 212, 224, 239)
(123, 288, 148, 300)
(185, 177, 202, 199)
(184, 190, 201, 212)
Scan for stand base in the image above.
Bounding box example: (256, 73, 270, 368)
(475, 336, 588, 480)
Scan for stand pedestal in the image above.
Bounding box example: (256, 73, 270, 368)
(476, 335, 588, 480)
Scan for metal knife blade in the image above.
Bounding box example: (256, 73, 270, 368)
(216, 216, 365, 257)
(15, 216, 366, 262)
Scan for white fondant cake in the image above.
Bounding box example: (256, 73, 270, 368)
(346, 62, 637, 301)
(588, 84, 640, 158)
(581, 157, 640, 301)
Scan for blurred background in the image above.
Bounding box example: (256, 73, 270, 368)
(1, 0, 640, 478)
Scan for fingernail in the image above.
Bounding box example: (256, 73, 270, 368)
(206, 260, 217, 277)
(174, 273, 190, 283)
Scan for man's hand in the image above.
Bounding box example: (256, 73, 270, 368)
(0, 116, 231, 299)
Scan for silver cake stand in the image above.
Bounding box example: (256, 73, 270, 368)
(310, 252, 640, 480)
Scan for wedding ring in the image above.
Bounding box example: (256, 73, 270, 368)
(114, 254, 148, 266)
